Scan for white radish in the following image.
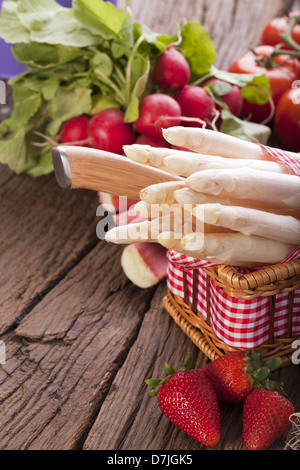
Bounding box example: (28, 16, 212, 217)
(121, 242, 167, 288)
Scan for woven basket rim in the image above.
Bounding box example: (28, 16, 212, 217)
(202, 258, 300, 298)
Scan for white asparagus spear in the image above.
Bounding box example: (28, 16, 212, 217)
(133, 200, 152, 217)
(174, 187, 229, 205)
(163, 153, 293, 176)
(105, 211, 190, 244)
(180, 232, 297, 266)
(186, 167, 300, 210)
(162, 126, 300, 162)
(173, 186, 299, 217)
(123, 144, 192, 169)
(105, 219, 158, 244)
(156, 232, 267, 268)
(193, 203, 300, 245)
(105, 204, 234, 244)
(134, 200, 193, 221)
(139, 180, 185, 204)
(124, 143, 292, 175)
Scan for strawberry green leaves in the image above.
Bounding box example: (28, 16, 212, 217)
(245, 350, 285, 395)
(146, 352, 193, 397)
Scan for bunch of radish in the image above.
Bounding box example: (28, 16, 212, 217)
(57, 45, 243, 154)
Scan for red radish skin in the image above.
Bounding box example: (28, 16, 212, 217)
(59, 115, 89, 145)
(133, 242, 167, 280)
(176, 86, 217, 127)
(114, 209, 146, 227)
(98, 193, 138, 213)
(203, 78, 243, 117)
(153, 47, 191, 91)
(134, 93, 182, 139)
(88, 108, 135, 154)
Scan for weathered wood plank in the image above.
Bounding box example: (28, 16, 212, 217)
(82, 282, 209, 450)
(0, 168, 98, 334)
(0, 241, 157, 449)
(118, 0, 293, 68)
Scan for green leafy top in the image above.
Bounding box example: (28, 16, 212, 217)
(245, 349, 286, 396)
(146, 352, 194, 397)
(0, 0, 271, 176)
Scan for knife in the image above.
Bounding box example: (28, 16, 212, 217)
(51, 145, 183, 200)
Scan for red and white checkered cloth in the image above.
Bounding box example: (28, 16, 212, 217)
(166, 144, 300, 349)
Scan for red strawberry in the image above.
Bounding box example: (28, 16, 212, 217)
(204, 349, 283, 405)
(242, 388, 295, 450)
(146, 353, 221, 446)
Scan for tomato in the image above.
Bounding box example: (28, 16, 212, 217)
(228, 45, 300, 122)
(275, 87, 300, 152)
(261, 11, 300, 48)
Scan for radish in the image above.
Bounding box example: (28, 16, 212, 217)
(59, 115, 90, 145)
(203, 78, 243, 117)
(175, 85, 217, 127)
(98, 192, 138, 214)
(153, 47, 190, 91)
(135, 134, 170, 148)
(88, 108, 135, 154)
(134, 93, 182, 139)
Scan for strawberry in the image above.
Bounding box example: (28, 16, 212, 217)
(242, 388, 295, 450)
(204, 349, 283, 405)
(146, 353, 221, 446)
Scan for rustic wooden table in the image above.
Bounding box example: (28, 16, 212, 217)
(0, 0, 299, 452)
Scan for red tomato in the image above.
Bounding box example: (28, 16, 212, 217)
(228, 45, 300, 122)
(261, 11, 300, 48)
(275, 87, 300, 152)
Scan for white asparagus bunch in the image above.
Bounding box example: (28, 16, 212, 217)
(106, 127, 300, 267)
(162, 126, 300, 162)
(124, 144, 293, 176)
(179, 232, 296, 266)
(186, 167, 300, 211)
(193, 203, 300, 245)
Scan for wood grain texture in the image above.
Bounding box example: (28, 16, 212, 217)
(0, 170, 98, 334)
(0, 0, 299, 452)
(118, 0, 295, 69)
(1, 242, 156, 449)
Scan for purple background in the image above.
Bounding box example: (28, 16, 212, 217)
(0, 0, 118, 79)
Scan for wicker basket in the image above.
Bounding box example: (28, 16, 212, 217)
(163, 258, 300, 367)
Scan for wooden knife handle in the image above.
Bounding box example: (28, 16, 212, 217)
(51, 146, 183, 200)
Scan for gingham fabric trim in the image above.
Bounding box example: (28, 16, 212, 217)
(260, 144, 300, 176)
(167, 259, 300, 348)
(166, 144, 300, 348)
